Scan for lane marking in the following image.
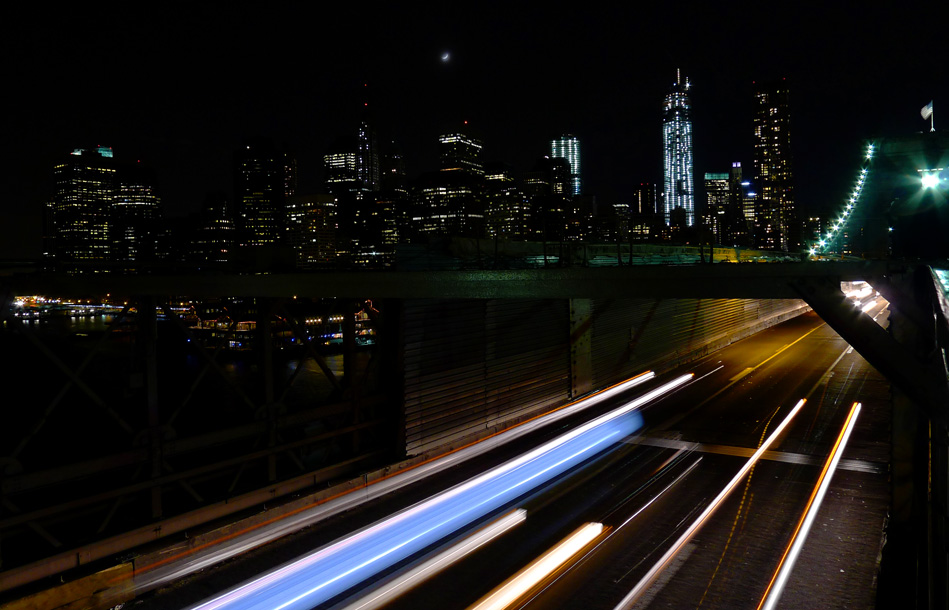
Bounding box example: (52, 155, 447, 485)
(612, 400, 807, 610)
(657, 322, 827, 432)
(729, 367, 753, 383)
(629, 436, 883, 474)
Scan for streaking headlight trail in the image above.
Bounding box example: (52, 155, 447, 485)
(467, 522, 607, 610)
(613, 398, 806, 610)
(188, 375, 693, 610)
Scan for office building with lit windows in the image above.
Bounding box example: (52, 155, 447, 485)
(286, 194, 337, 268)
(753, 80, 795, 251)
(631, 182, 658, 240)
(413, 171, 484, 236)
(324, 144, 361, 196)
(484, 163, 531, 239)
(192, 192, 235, 264)
(550, 134, 581, 196)
(357, 118, 380, 191)
(48, 146, 117, 266)
(236, 139, 291, 247)
(439, 132, 484, 176)
(111, 163, 161, 262)
(703, 172, 729, 243)
(662, 71, 694, 226)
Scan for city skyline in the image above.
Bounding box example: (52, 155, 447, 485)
(3, 5, 946, 260)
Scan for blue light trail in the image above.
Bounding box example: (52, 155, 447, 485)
(188, 375, 691, 610)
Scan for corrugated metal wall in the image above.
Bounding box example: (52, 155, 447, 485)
(403, 298, 807, 456)
(404, 299, 570, 456)
(590, 298, 806, 389)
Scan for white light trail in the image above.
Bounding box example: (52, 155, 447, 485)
(757, 402, 862, 610)
(137, 372, 657, 592)
(612, 398, 807, 610)
(339, 510, 527, 610)
(187, 375, 690, 610)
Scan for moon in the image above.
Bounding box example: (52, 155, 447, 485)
(441, 52, 450, 63)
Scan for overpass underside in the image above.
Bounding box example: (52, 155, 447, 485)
(0, 260, 946, 608)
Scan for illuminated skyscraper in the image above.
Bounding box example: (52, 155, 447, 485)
(703, 172, 729, 243)
(753, 80, 794, 251)
(356, 118, 380, 191)
(111, 162, 161, 262)
(550, 134, 581, 196)
(48, 146, 117, 265)
(285, 194, 337, 268)
(192, 192, 235, 264)
(235, 138, 289, 247)
(662, 71, 694, 226)
(356, 85, 380, 191)
(439, 132, 483, 176)
(324, 137, 360, 195)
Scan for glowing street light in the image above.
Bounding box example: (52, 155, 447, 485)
(922, 173, 940, 189)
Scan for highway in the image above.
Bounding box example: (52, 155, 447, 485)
(140, 300, 890, 610)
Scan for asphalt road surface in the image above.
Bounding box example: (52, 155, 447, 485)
(137, 304, 890, 610)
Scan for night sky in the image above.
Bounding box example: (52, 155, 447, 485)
(3, 4, 945, 259)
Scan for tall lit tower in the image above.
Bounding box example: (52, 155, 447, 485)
(111, 162, 161, 262)
(356, 84, 380, 191)
(48, 146, 117, 265)
(236, 138, 284, 247)
(550, 134, 581, 196)
(662, 70, 694, 226)
(753, 79, 794, 251)
(438, 131, 484, 176)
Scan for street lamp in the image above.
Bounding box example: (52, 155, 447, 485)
(921, 172, 940, 189)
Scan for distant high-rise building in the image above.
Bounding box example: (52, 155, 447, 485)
(524, 156, 571, 197)
(662, 71, 694, 226)
(356, 85, 381, 192)
(111, 162, 161, 263)
(324, 137, 361, 195)
(704, 172, 730, 243)
(753, 80, 795, 251)
(524, 156, 573, 240)
(439, 132, 484, 176)
(48, 146, 117, 266)
(631, 182, 658, 240)
(285, 194, 337, 268)
(721, 162, 752, 246)
(413, 171, 484, 236)
(550, 134, 581, 196)
(236, 138, 287, 247)
(192, 192, 235, 264)
(356, 118, 380, 191)
(632, 183, 657, 217)
(484, 163, 531, 239)
(380, 139, 407, 193)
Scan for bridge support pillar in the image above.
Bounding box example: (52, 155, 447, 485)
(884, 270, 949, 610)
(794, 267, 949, 609)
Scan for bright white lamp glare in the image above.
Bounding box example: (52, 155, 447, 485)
(922, 173, 939, 189)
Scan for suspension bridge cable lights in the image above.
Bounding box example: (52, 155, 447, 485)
(810, 142, 875, 257)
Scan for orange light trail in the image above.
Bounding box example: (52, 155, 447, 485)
(756, 401, 862, 610)
(612, 398, 807, 610)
